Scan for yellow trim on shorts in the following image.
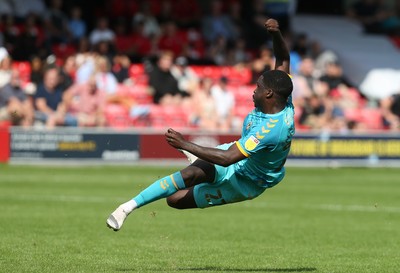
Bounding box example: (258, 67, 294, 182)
(236, 142, 249, 157)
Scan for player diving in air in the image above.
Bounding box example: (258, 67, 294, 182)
(107, 18, 295, 231)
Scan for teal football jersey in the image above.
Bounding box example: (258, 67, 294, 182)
(235, 96, 295, 188)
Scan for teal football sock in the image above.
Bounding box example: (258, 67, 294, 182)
(133, 172, 185, 208)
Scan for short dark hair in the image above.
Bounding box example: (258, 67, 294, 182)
(262, 70, 293, 100)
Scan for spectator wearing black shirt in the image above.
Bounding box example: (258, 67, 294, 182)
(380, 93, 400, 130)
(148, 51, 189, 105)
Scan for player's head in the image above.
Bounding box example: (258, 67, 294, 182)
(262, 70, 293, 100)
(253, 70, 293, 110)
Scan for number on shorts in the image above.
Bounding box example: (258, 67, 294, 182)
(205, 190, 226, 205)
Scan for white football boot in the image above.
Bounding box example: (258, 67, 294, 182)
(106, 206, 130, 231)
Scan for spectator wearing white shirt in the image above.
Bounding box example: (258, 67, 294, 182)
(89, 17, 115, 46)
(210, 76, 235, 131)
(94, 56, 118, 95)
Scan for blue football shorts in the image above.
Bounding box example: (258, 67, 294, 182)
(193, 143, 266, 208)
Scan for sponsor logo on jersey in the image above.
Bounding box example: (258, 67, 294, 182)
(245, 135, 260, 151)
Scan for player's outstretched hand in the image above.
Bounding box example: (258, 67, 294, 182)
(165, 128, 186, 149)
(265, 18, 280, 33)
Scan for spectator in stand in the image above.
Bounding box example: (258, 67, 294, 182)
(75, 52, 96, 84)
(226, 38, 251, 65)
(207, 35, 229, 65)
(0, 69, 33, 126)
(34, 67, 77, 127)
(93, 40, 115, 64)
(68, 6, 87, 44)
(347, 0, 400, 35)
(291, 33, 310, 58)
(0, 48, 12, 88)
(2, 14, 20, 54)
(132, 2, 161, 38)
(228, 0, 245, 35)
(111, 54, 131, 84)
(241, 0, 270, 49)
(43, 0, 70, 45)
(309, 41, 338, 73)
(58, 55, 76, 91)
(114, 17, 134, 56)
(156, 0, 174, 25)
(76, 37, 91, 54)
(130, 20, 154, 61)
(11, 0, 46, 20)
(380, 92, 400, 130)
(158, 21, 186, 57)
(202, 0, 239, 44)
(263, 0, 295, 35)
(63, 76, 106, 127)
(148, 51, 189, 105)
(250, 46, 274, 84)
(89, 17, 116, 47)
(298, 94, 331, 130)
(173, 0, 201, 29)
(12, 14, 44, 61)
(210, 76, 235, 131)
(171, 56, 199, 95)
(94, 56, 118, 95)
(292, 57, 317, 101)
(190, 77, 218, 130)
(29, 56, 44, 87)
(319, 62, 354, 94)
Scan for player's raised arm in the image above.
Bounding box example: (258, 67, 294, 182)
(265, 19, 290, 74)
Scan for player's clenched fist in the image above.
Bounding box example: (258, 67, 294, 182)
(265, 18, 279, 33)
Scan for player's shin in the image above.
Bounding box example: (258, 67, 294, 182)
(133, 172, 185, 208)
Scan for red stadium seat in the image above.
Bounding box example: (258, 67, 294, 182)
(12, 61, 31, 84)
(104, 104, 130, 128)
(361, 108, 383, 130)
(129, 64, 148, 85)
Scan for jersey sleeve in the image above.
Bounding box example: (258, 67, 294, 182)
(236, 122, 278, 157)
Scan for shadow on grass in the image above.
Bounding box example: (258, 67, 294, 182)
(117, 267, 317, 272)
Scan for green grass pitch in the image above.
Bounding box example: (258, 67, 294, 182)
(1, 165, 399, 273)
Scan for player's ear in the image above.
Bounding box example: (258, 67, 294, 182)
(265, 89, 273, 98)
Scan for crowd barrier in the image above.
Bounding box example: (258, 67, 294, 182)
(1, 127, 400, 166)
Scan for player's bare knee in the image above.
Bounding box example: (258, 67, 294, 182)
(180, 167, 199, 187)
(166, 196, 185, 209)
